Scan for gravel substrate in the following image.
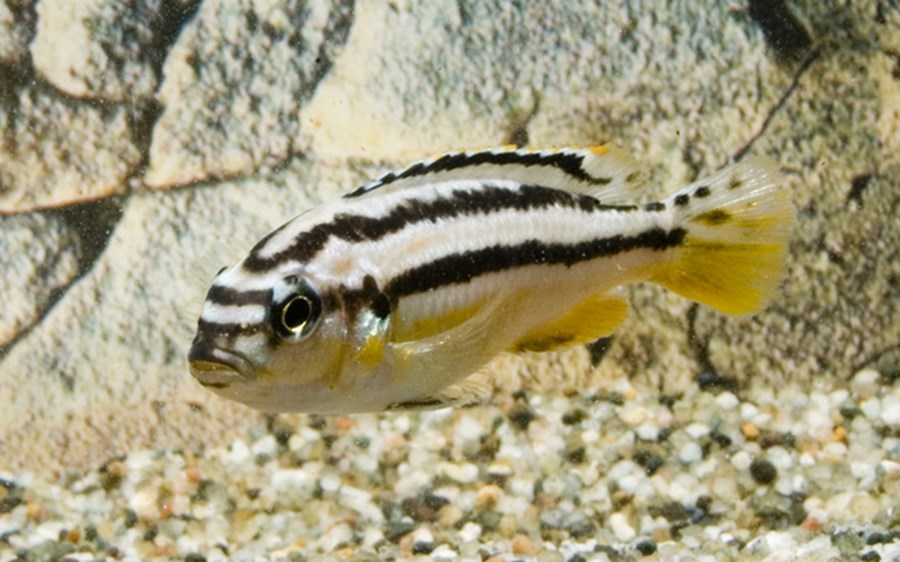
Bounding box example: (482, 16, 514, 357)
(2, 368, 898, 561)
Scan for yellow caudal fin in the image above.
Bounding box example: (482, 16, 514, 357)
(514, 293, 629, 352)
(653, 157, 795, 315)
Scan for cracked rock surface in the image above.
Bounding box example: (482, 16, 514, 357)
(0, 1, 897, 559)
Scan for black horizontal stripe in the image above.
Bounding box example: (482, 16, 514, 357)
(205, 285, 271, 307)
(385, 227, 686, 298)
(346, 150, 612, 198)
(244, 184, 639, 271)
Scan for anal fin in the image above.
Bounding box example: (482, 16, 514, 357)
(514, 293, 629, 353)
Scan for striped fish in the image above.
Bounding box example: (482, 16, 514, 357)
(188, 145, 794, 413)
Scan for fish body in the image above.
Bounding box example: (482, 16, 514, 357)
(188, 146, 793, 412)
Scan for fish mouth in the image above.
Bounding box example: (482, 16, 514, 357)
(188, 344, 254, 388)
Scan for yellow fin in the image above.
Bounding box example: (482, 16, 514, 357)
(654, 156, 794, 315)
(514, 293, 630, 353)
(654, 240, 787, 315)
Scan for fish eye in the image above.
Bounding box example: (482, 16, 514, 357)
(281, 295, 313, 334)
(272, 276, 322, 340)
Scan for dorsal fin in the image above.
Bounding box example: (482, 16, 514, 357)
(345, 145, 648, 203)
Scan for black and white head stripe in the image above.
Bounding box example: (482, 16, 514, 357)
(243, 182, 643, 272)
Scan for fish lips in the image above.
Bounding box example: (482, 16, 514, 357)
(188, 343, 254, 389)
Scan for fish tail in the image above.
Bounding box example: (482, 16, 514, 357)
(652, 156, 795, 315)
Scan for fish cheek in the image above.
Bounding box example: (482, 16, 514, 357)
(265, 333, 347, 390)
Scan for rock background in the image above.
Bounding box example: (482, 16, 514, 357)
(0, 0, 898, 559)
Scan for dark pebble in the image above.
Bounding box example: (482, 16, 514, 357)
(839, 404, 861, 420)
(658, 394, 677, 409)
(750, 459, 778, 484)
(562, 408, 588, 425)
(479, 509, 502, 532)
(861, 551, 881, 561)
(412, 541, 436, 555)
(587, 336, 612, 366)
(648, 501, 689, 522)
(508, 405, 537, 430)
(759, 430, 795, 449)
(633, 450, 665, 476)
(696, 371, 739, 392)
(185, 554, 207, 562)
(269, 417, 295, 447)
(567, 516, 596, 539)
(0, 478, 23, 513)
(867, 531, 900, 545)
(635, 539, 657, 555)
(384, 520, 415, 543)
(710, 430, 733, 447)
(565, 433, 587, 464)
(401, 492, 449, 522)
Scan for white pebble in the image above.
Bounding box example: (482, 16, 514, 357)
(684, 422, 709, 439)
(361, 526, 384, 548)
(765, 530, 797, 552)
(822, 442, 848, 461)
(861, 398, 881, 420)
(714, 392, 739, 410)
(412, 525, 434, 545)
(731, 450, 752, 471)
(829, 389, 850, 405)
(316, 522, 353, 552)
(851, 368, 880, 394)
(619, 405, 650, 426)
(740, 403, 759, 421)
(250, 435, 277, 459)
(766, 446, 794, 470)
(803, 407, 833, 437)
(851, 462, 877, 489)
(458, 521, 482, 542)
(430, 544, 459, 560)
(537, 551, 565, 562)
(224, 439, 251, 466)
(607, 512, 636, 541)
(128, 487, 157, 520)
(439, 462, 479, 484)
(797, 535, 839, 558)
(454, 414, 485, 450)
(636, 423, 659, 441)
(271, 469, 316, 507)
(319, 471, 341, 493)
(880, 460, 900, 480)
(881, 397, 900, 425)
(679, 442, 703, 464)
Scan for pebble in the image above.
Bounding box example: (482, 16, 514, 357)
(861, 398, 882, 421)
(678, 442, 703, 464)
(510, 533, 534, 554)
(766, 446, 794, 470)
(608, 513, 636, 541)
(881, 400, 900, 425)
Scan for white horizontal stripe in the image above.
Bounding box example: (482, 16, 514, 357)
(306, 203, 671, 292)
(201, 302, 267, 325)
